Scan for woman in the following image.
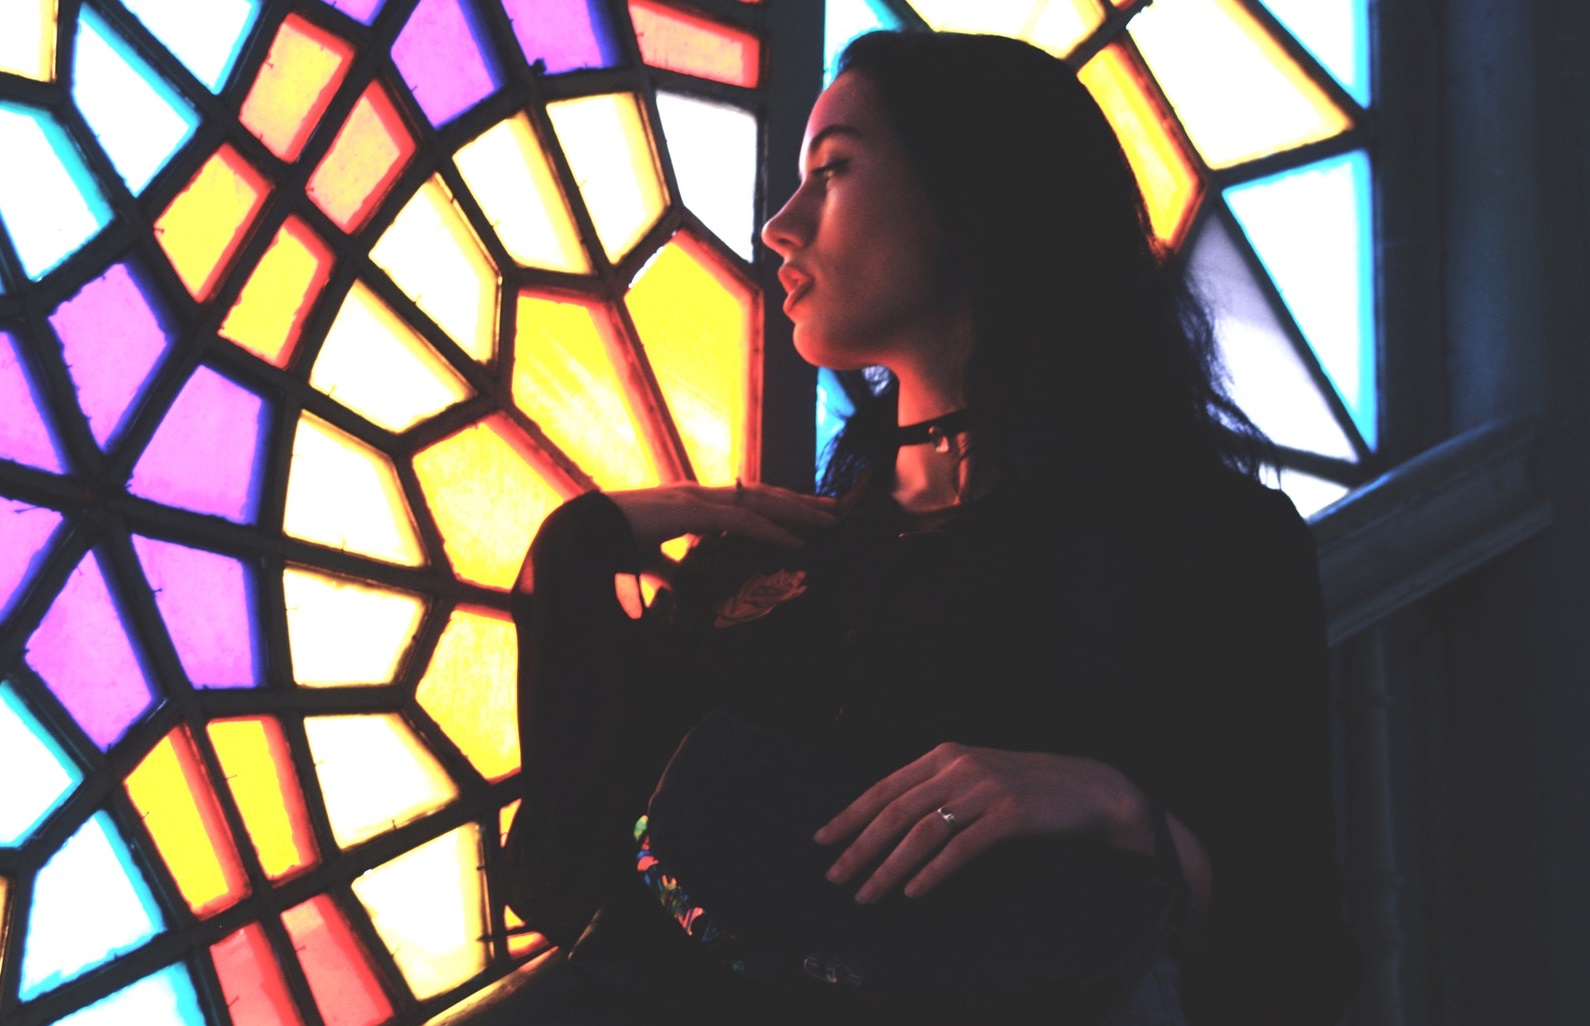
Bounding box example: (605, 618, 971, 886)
(506, 30, 1355, 1026)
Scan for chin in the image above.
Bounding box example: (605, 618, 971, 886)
(791, 323, 873, 372)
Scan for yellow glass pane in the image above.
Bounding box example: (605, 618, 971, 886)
(154, 144, 271, 300)
(498, 800, 519, 848)
(416, 606, 518, 782)
(0, 0, 55, 80)
(350, 824, 487, 1000)
(238, 12, 353, 162)
(283, 565, 426, 687)
(545, 92, 667, 263)
(454, 114, 590, 274)
(624, 233, 758, 486)
(909, 0, 1102, 58)
(311, 281, 474, 432)
(304, 713, 458, 849)
(370, 175, 500, 364)
(413, 415, 572, 590)
(124, 726, 250, 917)
(512, 291, 664, 491)
(1129, 0, 1353, 169)
(284, 412, 425, 566)
(1078, 42, 1203, 248)
(219, 215, 335, 367)
(206, 717, 320, 880)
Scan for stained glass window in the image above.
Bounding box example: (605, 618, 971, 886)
(0, 2, 763, 1022)
(0, 2, 1373, 1022)
(822, 0, 1377, 514)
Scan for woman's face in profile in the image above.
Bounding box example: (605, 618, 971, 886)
(762, 72, 957, 373)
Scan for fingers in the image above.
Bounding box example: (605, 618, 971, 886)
(814, 754, 939, 847)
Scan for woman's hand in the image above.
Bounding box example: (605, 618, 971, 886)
(814, 743, 1157, 904)
(608, 481, 838, 555)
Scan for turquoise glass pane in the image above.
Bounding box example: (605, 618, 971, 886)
(127, 365, 267, 524)
(51, 964, 205, 1026)
(25, 549, 158, 750)
(392, 0, 501, 127)
(1226, 150, 1376, 448)
(50, 260, 174, 450)
(824, 0, 903, 84)
(120, 0, 260, 93)
(20, 812, 167, 999)
(0, 497, 64, 619)
(0, 329, 68, 472)
(0, 679, 83, 846)
(814, 366, 853, 487)
(0, 102, 114, 280)
(73, 7, 200, 195)
(1260, 0, 1371, 106)
(132, 535, 261, 688)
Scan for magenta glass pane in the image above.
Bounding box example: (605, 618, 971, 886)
(1, 330, 67, 472)
(25, 549, 158, 750)
(1, 497, 64, 619)
(132, 535, 260, 689)
(325, 0, 385, 23)
(48, 262, 173, 451)
(126, 366, 266, 524)
(502, 0, 622, 73)
(391, 0, 500, 127)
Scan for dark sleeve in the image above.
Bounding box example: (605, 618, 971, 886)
(1158, 485, 1358, 1026)
(503, 492, 700, 945)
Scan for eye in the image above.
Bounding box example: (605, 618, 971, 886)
(808, 158, 849, 183)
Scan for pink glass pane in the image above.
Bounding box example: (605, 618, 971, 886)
(0, 330, 66, 472)
(132, 536, 260, 688)
(127, 366, 266, 524)
(502, 0, 623, 73)
(25, 549, 157, 749)
(210, 923, 306, 1026)
(391, 0, 500, 127)
(1, 497, 63, 619)
(281, 894, 393, 1026)
(325, 0, 385, 23)
(48, 262, 172, 450)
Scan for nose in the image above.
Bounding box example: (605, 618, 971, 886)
(760, 188, 804, 257)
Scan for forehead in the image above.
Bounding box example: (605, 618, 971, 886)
(800, 72, 885, 156)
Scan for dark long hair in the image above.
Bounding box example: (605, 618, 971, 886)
(818, 30, 1268, 499)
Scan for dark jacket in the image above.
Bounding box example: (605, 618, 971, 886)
(508, 471, 1356, 1025)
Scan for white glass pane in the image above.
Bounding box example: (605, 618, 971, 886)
(1225, 151, 1376, 448)
(824, 0, 902, 84)
(656, 91, 757, 261)
(73, 7, 199, 194)
(1260, 0, 1371, 105)
(0, 102, 113, 279)
(1185, 214, 1357, 462)
(120, 0, 259, 92)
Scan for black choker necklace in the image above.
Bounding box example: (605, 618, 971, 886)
(896, 409, 973, 452)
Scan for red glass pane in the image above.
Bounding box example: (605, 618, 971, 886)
(210, 923, 306, 1026)
(307, 82, 416, 234)
(280, 894, 393, 1026)
(628, 0, 761, 88)
(239, 13, 355, 162)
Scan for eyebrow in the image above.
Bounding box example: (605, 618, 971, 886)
(804, 123, 862, 158)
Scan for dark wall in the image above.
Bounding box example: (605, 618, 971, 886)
(1391, 0, 1590, 1021)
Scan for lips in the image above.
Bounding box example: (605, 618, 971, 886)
(778, 266, 812, 315)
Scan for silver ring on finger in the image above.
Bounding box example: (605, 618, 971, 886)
(936, 806, 960, 831)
